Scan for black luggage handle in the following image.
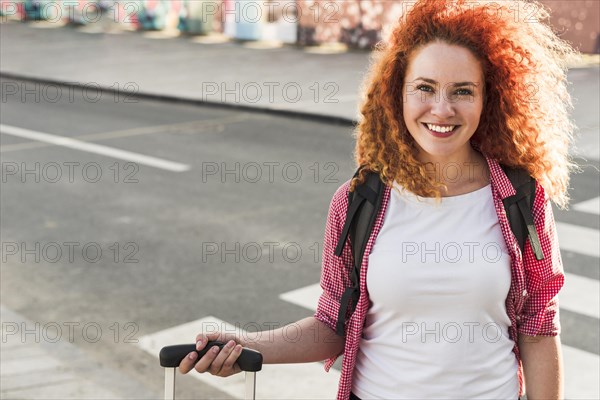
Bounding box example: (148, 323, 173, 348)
(159, 341, 263, 372)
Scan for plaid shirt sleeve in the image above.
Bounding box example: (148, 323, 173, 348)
(518, 181, 565, 337)
(314, 181, 354, 370)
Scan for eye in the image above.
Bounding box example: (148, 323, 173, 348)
(416, 84, 433, 92)
(455, 88, 473, 96)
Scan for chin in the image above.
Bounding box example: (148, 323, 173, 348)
(416, 142, 461, 158)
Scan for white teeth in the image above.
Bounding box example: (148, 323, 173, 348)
(426, 123, 456, 133)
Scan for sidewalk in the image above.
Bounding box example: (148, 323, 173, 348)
(0, 305, 157, 399)
(0, 20, 372, 124)
(2, 20, 600, 126)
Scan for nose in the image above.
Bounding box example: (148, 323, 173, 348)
(430, 95, 456, 119)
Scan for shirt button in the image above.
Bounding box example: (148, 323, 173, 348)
(522, 289, 528, 297)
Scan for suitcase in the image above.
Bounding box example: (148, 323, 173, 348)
(159, 341, 263, 400)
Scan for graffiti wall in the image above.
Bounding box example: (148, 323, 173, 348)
(296, 0, 599, 53)
(1, 0, 597, 52)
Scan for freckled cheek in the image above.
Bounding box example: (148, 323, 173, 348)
(457, 105, 483, 125)
(403, 96, 429, 119)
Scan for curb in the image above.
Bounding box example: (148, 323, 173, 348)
(0, 72, 357, 128)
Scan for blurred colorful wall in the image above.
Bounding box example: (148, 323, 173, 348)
(1, 0, 598, 53)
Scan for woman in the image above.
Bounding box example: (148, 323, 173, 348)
(179, 1, 580, 398)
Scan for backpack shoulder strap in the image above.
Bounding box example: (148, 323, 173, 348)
(500, 165, 545, 261)
(334, 167, 385, 336)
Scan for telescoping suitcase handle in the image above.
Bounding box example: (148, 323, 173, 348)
(160, 342, 263, 370)
(159, 341, 263, 400)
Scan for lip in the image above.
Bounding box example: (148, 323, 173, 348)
(421, 123, 460, 138)
(422, 122, 459, 127)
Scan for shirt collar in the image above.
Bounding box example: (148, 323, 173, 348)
(482, 152, 517, 200)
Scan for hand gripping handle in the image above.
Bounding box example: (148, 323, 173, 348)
(159, 341, 263, 372)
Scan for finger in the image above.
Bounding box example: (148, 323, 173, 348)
(194, 343, 220, 373)
(195, 336, 207, 351)
(195, 332, 221, 349)
(220, 344, 243, 377)
(209, 340, 237, 376)
(178, 351, 198, 374)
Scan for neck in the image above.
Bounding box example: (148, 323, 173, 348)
(417, 147, 489, 193)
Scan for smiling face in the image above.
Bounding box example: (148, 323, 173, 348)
(402, 41, 485, 165)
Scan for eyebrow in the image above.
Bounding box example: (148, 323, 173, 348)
(414, 77, 479, 87)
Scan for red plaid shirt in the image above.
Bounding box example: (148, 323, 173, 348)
(314, 154, 564, 400)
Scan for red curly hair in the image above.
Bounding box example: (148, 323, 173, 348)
(351, 0, 581, 209)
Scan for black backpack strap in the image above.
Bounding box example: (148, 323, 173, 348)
(501, 165, 545, 261)
(335, 168, 385, 336)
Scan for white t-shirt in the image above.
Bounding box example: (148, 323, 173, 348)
(352, 182, 519, 399)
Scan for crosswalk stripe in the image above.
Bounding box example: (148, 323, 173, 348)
(279, 283, 322, 311)
(556, 222, 600, 258)
(137, 316, 339, 399)
(573, 197, 600, 215)
(561, 273, 600, 319)
(562, 345, 600, 399)
(0, 124, 190, 172)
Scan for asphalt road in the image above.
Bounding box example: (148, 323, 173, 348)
(0, 76, 359, 398)
(1, 77, 598, 399)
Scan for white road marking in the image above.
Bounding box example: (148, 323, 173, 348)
(278, 283, 322, 311)
(137, 316, 339, 399)
(562, 345, 600, 399)
(561, 273, 600, 319)
(556, 222, 600, 258)
(573, 197, 600, 215)
(0, 114, 259, 153)
(0, 124, 190, 172)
